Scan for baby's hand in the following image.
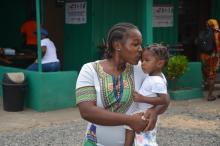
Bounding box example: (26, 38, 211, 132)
(133, 91, 143, 102)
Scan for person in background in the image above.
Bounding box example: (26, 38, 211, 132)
(20, 14, 37, 53)
(76, 23, 170, 146)
(27, 27, 60, 72)
(200, 19, 220, 101)
(124, 44, 169, 146)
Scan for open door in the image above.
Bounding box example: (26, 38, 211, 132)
(179, 0, 212, 61)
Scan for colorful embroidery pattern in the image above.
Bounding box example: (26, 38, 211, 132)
(95, 62, 134, 113)
(85, 124, 97, 145)
(76, 86, 96, 104)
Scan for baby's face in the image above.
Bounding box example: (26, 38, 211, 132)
(141, 50, 159, 74)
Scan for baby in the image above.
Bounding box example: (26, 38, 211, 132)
(125, 43, 169, 146)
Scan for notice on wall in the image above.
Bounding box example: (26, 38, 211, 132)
(65, 1, 87, 24)
(153, 5, 173, 27)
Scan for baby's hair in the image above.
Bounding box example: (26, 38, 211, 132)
(104, 23, 139, 58)
(144, 43, 169, 66)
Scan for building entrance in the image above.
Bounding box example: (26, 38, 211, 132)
(178, 0, 212, 61)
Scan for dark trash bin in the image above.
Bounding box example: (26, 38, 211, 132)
(2, 72, 27, 112)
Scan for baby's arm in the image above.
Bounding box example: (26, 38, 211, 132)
(133, 91, 168, 106)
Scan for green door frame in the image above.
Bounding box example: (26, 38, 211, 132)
(139, 0, 153, 45)
(36, 0, 42, 72)
(146, 0, 153, 44)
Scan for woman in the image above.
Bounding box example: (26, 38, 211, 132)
(76, 23, 170, 146)
(200, 19, 220, 101)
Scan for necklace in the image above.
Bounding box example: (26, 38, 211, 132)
(112, 74, 124, 102)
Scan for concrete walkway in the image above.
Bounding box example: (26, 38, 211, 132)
(0, 92, 218, 133)
(0, 106, 81, 133)
(0, 93, 219, 146)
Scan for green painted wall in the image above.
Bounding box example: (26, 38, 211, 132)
(168, 62, 203, 89)
(212, 0, 220, 21)
(153, 0, 179, 44)
(63, 0, 153, 71)
(0, 1, 26, 48)
(0, 66, 78, 112)
(91, 0, 140, 59)
(64, 0, 93, 71)
(168, 62, 203, 100)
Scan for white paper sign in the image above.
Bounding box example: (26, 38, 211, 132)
(153, 5, 173, 27)
(65, 2, 87, 24)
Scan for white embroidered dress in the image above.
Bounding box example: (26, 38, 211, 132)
(76, 61, 159, 146)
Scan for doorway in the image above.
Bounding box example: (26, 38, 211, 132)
(178, 0, 212, 61)
(43, 1, 65, 69)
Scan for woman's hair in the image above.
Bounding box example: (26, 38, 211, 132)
(144, 43, 169, 66)
(207, 19, 219, 29)
(104, 23, 138, 58)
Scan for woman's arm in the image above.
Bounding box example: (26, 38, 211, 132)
(78, 101, 148, 133)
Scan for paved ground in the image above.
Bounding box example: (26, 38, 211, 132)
(0, 94, 220, 146)
(0, 107, 81, 133)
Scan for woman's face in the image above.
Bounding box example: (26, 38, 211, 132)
(119, 29, 142, 65)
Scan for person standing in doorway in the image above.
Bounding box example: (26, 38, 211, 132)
(199, 19, 220, 101)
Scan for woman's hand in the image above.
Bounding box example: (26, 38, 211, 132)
(143, 108, 158, 131)
(128, 112, 148, 133)
(133, 91, 144, 102)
